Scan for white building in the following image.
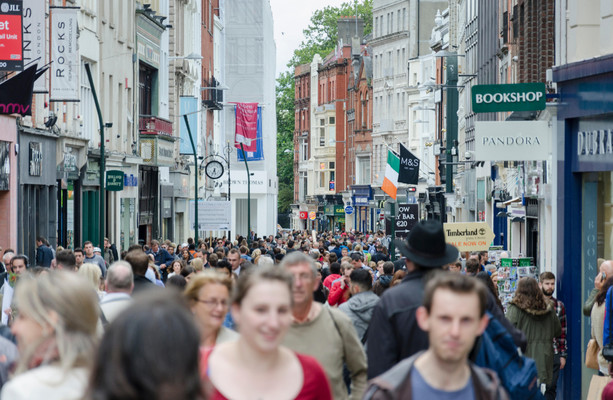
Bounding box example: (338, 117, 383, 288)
(220, 0, 278, 238)
(371, 0, 446, 194)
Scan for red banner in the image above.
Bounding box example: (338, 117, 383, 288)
(233, 102, 258, 152)
(299, 211, 308, 220)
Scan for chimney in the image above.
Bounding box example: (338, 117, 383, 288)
(337, 17, 364, 48)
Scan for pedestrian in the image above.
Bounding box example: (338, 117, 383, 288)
(124, 249, 158, 294)
(78, 263, 105, 299)
(35, 236, 53, 267)
(505, 277, 561, 386)
(1, 271, 99, 399)
(85, 291, 206, 400)
(147, 240, 175, 282)
(102, 238, 115, 265)
(373, 261, 394, 296)
(184, 271, 238, 349)
(281, 252, 367, 400)
(338, 268, 379, 344)
(83, 241, 107, 278)
(584, 258, 610, 316)
(363, 273, 508, 399)
(366, 220, 459, 378)
(167, 259, 185, 279)
(539, 271, 567, 400)
(589, 276, 613, 376)
(328, 262, 354, 306)
(99, 261, 133, 326)
(201, 265, 333, 399)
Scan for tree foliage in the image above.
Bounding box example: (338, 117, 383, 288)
(276, 0, 373, 219)
(288, 0, 372, 68)
(276, 71, 295, 215)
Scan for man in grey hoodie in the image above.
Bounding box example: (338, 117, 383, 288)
(339, 268, 380, 343)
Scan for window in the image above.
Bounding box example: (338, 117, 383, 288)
(390, 12, 393, 32)
(329, 171, 335, 186)
(397, 10, 400, 32)
(329, 116, 335, 124)
(320, 118, 325, 126)
(320, 128, 325, 146)
(403, 8, 406, 30)
(80, 61, 95, 147)
(320, 172, 326, 187)
(301, 139, 308, 161)
(329, 162, 335, 169)
(397, 49, 401, 71)
(374, 16, 378, 38)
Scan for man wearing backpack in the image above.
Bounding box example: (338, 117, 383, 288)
(364, 273, 509, 399)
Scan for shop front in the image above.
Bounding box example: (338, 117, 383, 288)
(0, 116, 18, 251)
(18, 128, 58, 261)
(553, 54, 613, 399)
(351, 185, 372, 233)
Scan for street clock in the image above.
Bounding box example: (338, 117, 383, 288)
(205, 160, 224, 179)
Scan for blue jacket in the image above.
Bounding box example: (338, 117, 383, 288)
(604, 287, 613, 345)
(35, 245, 53, 267)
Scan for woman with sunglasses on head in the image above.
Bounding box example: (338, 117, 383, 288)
(185, 271, 238, 349)
(202, 266, 332, 400)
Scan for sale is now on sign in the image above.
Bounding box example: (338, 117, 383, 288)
(443, 222, 495, 252)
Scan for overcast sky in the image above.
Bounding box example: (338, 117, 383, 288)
(270, 0, 347, 77)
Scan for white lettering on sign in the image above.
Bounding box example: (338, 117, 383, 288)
(577, 129, 613, 156)
(475, 91, 543, 104)
(0, 21, 9, 30)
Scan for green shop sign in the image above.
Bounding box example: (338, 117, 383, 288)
(106, 170, 124, 191)
(472, 83, 546, 113)
(334, 206, 345, 216)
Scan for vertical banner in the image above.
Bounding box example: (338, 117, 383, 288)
(398, 143, 420, 184)
(238, 107, 264, 161)
(179, 96, 198, 154)
(23, 0, 46, 92)
(50, 7, 79, 101)
(0, 0, 23, 71)
(233, 102, 258, 152)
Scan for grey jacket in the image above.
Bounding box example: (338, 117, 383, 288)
(339, 290, 380, 342)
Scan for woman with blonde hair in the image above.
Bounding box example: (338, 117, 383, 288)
(184, 270, 238, 349)
(78, 263, 105, 299)
(1, 271, 99, 399)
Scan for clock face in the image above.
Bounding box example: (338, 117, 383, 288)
(205, 160, 224, 179)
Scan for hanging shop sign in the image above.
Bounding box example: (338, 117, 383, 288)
(472, 83, 546, 113)
(309, 211, 316, 220)
(474, 121, 550, 161)
(23, 0, 46, 92)
(443, 222, 496, 252)
(0, 0, 23, 71)
(50, 7, 79, 101)
(106, 170, 124, 191)
(299, 211, 308, 220)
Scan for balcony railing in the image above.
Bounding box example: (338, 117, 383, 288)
(202, 76, 224, 110)
(139, 115, 173, 137)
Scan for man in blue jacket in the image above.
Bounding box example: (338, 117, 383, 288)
(147, 240, 175, 282)
(35, 236, 53, 267)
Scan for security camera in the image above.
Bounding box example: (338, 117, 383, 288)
(465, 151, 473, 160)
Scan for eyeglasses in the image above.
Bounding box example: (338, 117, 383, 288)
(196, 299, 228, 308)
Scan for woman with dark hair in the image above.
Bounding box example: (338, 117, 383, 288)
(202, 266, 332, 399)
(590, 276, 613, 375)
(506, 277, 561, 386)
(85, 291, 206, 400)
(181, 249, 193, 264)
(475, 271, 503, 312)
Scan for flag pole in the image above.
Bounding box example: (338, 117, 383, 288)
(240, 143, 251, 245)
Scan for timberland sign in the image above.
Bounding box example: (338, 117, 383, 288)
(472, 83, 546, 113)
(443, 222, 495, 252)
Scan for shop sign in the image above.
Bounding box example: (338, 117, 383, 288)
(577, 129, 613, 158)
(443, 222, 495, 251)
(329, 180, 335, 190)
(472, 83, 546, 113)
(299, 211, 308, 220)
(50, 7, 79, 101)
(334, 205, 345, 216)
(344, 205, 354, 215)
(475, 121, 550, 161)
(28, 141, 41, 176)
(309, 211, 316, 220)
(156, 138, 174, 166)
(189, 200, 231, 231)
(354, 196, 369, 205)
(0, 0, 23, 71)
(106, 170, 124, 191)
(23, 0, 46, 92)
(395, 203, 418, 238)
(124, 174, 138, 187)
(324, 205, 334, 216)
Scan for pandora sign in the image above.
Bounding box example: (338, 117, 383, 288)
(474, 121, 551, 161)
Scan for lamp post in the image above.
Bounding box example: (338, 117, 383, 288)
(183, 114, 199, 244)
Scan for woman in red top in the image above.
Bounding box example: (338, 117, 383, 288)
(202, 265, 332, 400)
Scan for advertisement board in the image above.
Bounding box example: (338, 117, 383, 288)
(474, 121, 550, 161)
(50, 7, 79, 101)
(0, 0, 23, 71)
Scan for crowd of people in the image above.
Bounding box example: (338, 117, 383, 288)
(0, 223, 606, 399)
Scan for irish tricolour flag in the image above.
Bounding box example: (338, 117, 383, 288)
(382, 150, 399, 199)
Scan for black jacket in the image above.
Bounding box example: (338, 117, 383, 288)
(366, 269, 527, 379)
